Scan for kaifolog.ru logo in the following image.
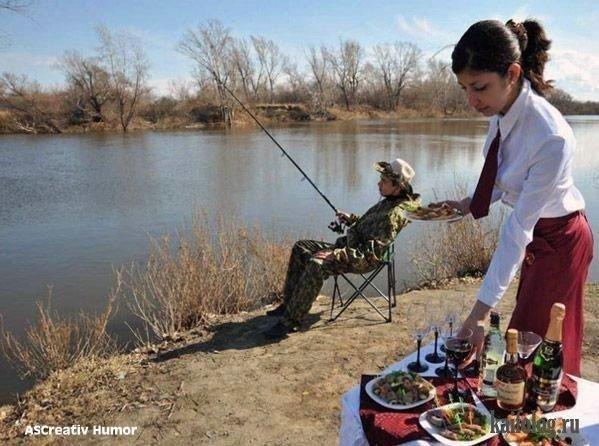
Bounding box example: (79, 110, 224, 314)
(489, 411, 579, 435)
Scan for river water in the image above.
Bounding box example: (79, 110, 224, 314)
(1, 117, 598, 402)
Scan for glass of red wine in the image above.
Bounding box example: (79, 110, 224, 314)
(444, 328, 473, 401)
(435, 323, 454, 377)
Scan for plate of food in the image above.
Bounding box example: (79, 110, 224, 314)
(419, 402, 495, 445)
(365, 370, 436, 410)
(503, 412, 589, 446)
(404, 203, 463, 222)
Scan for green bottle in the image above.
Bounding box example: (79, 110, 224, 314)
(528, 303, 565, 412)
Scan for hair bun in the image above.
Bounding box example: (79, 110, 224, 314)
(506, 19, 528, 52)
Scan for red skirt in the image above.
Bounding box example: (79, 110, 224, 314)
(508, 211, 594, 376)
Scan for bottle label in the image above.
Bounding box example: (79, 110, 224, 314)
(482, 366, 498, 385)
(495, 379, 525, 405)
(531, 374, 562, 407)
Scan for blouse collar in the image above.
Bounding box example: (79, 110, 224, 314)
(496, 77, 531, 141)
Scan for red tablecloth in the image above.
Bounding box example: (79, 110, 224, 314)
(359, 371, 578, 446)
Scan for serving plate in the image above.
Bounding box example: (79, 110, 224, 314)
(418, 402, 496, 446)
(404, 206, 463, 222)
(365, 372, 436, 411)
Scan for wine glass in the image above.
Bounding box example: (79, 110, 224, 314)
(435, 323, 454, 378)
(445, 328, 473, 401)
(439, 308, 459, 353)
(407, 312, 430, 373)
(518, 331, 542, 362)
(425, 312, 445, 364)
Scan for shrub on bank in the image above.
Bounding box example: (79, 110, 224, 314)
(411, 211, 503, 286)
(0, 285, 120, 380)
(122, 214, 290, 345)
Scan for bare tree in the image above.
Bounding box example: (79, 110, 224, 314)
(425, 59, 464, 115)
(96, 25, 149, 132)
(0, 0, 33, 48)
(58, 51, 112, 122)
(0, 0, 31, 12)
(281, 60, 308, 103)
(230, 38, 259, 102)
(167, 78, 195, 102)
(326, 39, 364, 110)
(0, 72, 62, 133)
(306, 46, 332, 110)
(373, 42, 421, 110)
(177, 20, 235, 126)
(251, 36, 286, 103)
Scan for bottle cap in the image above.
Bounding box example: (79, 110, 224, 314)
(551, 303, 566, 320)
(490, 311, 500, 326)
(506, 328, 518, 354)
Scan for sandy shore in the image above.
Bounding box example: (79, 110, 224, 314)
(1, 280, 597, 445)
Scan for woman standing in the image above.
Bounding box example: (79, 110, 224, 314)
(436, 19, 594, 375)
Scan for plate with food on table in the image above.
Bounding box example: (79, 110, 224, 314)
(419, 402, 495, 445)
(365, 370, 436, 410)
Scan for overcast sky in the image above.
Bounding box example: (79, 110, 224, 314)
(1, 0, 598, 101)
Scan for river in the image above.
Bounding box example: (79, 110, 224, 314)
(1, 117, 598, 402)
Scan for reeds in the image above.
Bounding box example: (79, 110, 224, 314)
(0, 279, 121, 380)
(122, 213, 291, 344)
(411, 214, 503, 286)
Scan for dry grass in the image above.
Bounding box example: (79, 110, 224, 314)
(411, 211, 503, 287)
(0, 281, 121, 381)
(122, 213, 291, 344)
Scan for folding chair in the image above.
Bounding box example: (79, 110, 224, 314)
(328, 242, 397, 323)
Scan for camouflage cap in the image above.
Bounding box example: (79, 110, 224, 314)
(374, 158, 415, 184)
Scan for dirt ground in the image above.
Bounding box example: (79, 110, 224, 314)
(1, 280, 598, 445)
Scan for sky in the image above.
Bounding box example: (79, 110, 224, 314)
(1, 0, 599, 100)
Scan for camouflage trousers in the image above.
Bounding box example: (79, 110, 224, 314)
(280, 239, 348, 327)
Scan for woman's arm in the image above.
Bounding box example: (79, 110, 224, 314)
(476, 135, 569, 307)
(461, 135, 570, 353)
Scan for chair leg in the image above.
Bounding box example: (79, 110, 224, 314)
(330, 276, 339, 321)
(387, 262, 392, 322)
(330, 268, 389, 322)
(391, 256, 397, 307)
(328, 244, 397, 324)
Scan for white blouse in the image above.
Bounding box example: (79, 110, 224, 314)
(472, 78, 586, 308)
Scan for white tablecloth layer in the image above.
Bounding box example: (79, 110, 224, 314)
(339, 341, 599, 446)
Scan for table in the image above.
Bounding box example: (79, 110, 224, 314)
(339, 341, 599, 446)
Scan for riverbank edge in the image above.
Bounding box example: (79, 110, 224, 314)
(0, 279, 597, 443)
(0, 276, 479, 440)
(0, 104, 479, 136)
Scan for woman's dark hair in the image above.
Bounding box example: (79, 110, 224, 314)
(451, 19, 553, 96)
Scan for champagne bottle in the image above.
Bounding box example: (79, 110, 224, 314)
(495, 329, 526, 412)
(529, 303, 565, 412)
(479, 312, 506, 397)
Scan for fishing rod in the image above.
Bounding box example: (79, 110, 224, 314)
(218, 82, 345, 233)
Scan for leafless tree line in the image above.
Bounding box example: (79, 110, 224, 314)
(175, 20, 433, 117)
(1, 25, 149, 133)
(1, 18, 594, 134)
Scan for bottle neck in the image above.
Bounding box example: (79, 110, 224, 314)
(545, 316, 564, 343)
(505, 352, 519, 364)
(489, 323, 501, 333)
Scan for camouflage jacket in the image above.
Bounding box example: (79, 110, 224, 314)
(329, 195, 418, 273)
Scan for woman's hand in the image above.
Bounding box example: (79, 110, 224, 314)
(429, 197, 472, 215)
(313, 250, 334, 261)
(458, 300, 493, 367)
(459, 319, 485, 368)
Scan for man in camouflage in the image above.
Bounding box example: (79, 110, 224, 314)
(264, 158, 419, 339)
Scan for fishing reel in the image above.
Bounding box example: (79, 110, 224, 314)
(328, 220, 346, 234)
